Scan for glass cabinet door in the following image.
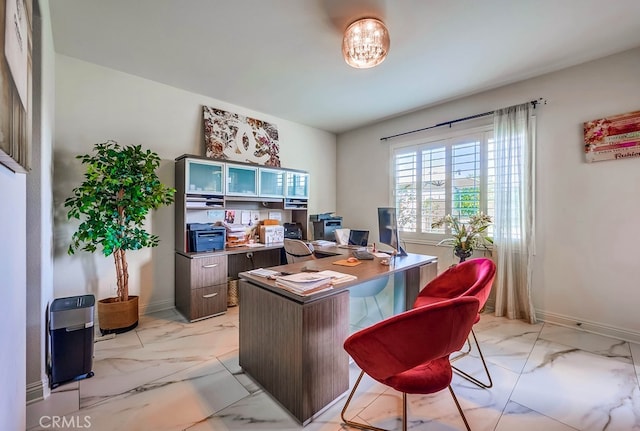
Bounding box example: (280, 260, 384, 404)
(186, 159, 224, 194)
(286, 171, 309, 199)
(259, 168, 285, 197)
(226, 164, 258, 196)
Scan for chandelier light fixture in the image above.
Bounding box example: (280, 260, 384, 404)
(342, 17, 390, 69)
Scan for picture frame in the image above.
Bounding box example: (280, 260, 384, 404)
(584, 110, 640, 163)
(203, 105, 280, 167)
(0, 0, 31, 173)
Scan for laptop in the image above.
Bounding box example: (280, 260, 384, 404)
(338, 229, 369, 249)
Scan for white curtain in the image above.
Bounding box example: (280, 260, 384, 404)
(492, 103, 536, 323)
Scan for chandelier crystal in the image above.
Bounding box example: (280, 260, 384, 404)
(342, 18, 390, 69)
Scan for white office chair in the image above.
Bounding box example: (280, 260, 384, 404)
(283, 239, 316, 264)
(349, 275, 389, 330)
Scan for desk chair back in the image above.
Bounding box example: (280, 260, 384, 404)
(349, 275, 390, 327)
(283, 239, 315, 264)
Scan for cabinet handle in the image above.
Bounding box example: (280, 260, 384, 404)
(202, 263, 218, 268)
(203, 293, 218, 298)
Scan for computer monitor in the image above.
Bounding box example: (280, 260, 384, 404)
(348, 229, 369, 247)
(377, 207, 407, 256)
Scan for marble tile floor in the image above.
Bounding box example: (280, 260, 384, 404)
(27, 306, 640, 431)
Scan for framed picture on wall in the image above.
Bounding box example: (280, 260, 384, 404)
(0, 0, 32, 173)
(584, 110, 640, 163)
(203, 105, 281, 167)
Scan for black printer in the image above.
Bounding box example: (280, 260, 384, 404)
(187, 223, 226, 252)
(283, 222, 303, 240)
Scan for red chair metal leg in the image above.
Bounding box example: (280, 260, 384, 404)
(451, 328, 493, 389)
(341, 371, 473, 431)
(341, 370, 389, 431)
(448, 385, 472, 431)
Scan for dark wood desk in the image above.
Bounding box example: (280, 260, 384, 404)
(238, 252, 437, 425)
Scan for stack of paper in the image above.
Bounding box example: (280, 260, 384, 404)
(221, 222, 248, 247)
(275, 272, 333, 295)
(314, 270, 357, 285)
(311, 240, 337, 247)
(247, 268, 281, 278)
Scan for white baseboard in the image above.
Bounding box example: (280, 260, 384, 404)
(139, 298, 175, 315)
(484, 299, 640, 344)
(535, 309, 640, 344)
(26, 377, 49, 404)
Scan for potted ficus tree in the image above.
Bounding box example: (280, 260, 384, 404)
(65, 140, 175, 334)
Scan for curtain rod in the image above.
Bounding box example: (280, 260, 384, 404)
(380, 98, 546, 141)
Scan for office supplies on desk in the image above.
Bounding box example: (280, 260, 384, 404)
(311, 214, 343, 241)
(348, 229, 369, 246)
(283, 222, 303, 239)
(312, 240, 336, 247)
(259, 225, 284, 244)
(333, 259, 362, 267)
(314, 270, 357, 284)
(220, 221, 249, 247)
(247, 268, 281, 278)
(352, 249, 375, 260)
(187, 223, 226, 252)
(274, 272, 334, 295)
(334, 228, 350, 245)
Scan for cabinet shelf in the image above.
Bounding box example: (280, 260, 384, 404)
(225, 196, 283, 203)
(176, 154, 310, 249)
(186, 205, 224, 210)
(175, 154, 312, 322)
(285, 198, 308, 210)
(186, 194, 224, 210)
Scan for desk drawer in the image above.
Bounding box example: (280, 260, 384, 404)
(190, 255, 228, 289)
(191, 284, 227, 320)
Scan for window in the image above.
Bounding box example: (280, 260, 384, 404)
(393, 127, 494, 243)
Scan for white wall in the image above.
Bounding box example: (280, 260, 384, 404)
(0, 167, 26, 430)
(53, 55, 336, 313)
(337, 47, 640, 341)
(26, 0, 56, 403)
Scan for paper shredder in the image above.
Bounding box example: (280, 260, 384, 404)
(49, 294, 95, 388)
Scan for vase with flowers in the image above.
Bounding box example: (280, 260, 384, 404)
(431, 213, 493, 263)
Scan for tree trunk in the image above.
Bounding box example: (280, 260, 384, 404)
(114, 189, 129, 301)
(114, 248, 129, 301)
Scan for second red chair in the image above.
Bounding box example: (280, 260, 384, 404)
(413, 257, 497, 388)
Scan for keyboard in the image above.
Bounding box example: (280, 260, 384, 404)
(352, 249, 375, 260)
(338, 244, 363, 249)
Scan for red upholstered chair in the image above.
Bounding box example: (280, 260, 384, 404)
(341, 296, 480, 431)
(413, 257, 497, 389)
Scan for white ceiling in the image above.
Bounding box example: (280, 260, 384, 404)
(48, 0, 640, 134)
